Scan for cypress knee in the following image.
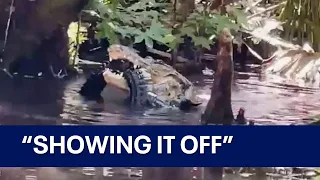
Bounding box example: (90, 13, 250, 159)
(201, 28, 235, 125)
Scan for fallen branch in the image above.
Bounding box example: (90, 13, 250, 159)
(78, 59, 103, 65)
(241, 40, 278, 63)
(202, 53, 216, 61)
(146, 47, 188, 63)
(147, 47, 217, 62)
(247, 1, 286, 19)
(245, 0, 264, 13)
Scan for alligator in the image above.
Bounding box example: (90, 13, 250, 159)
(79, 44, 203, 110)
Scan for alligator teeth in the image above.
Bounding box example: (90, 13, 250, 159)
(103, 69, 129, 91)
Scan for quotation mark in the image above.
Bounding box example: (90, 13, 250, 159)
(22, 136, 33, 144)
(223, 136, 233, 144)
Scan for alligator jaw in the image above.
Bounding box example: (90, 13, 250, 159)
(102, 69, 129, 91)
(105, 44, 203, 109)
(108, 44, 151, 68)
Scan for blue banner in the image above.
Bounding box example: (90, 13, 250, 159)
(0, 125, 318, 167)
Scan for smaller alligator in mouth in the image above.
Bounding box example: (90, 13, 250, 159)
(79, 44, 203, 110)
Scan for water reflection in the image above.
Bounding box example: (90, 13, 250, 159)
(0, 77, 65, 125)
(0, 167, 319, 180)
(0, 72, 319, 125)
(0, 71, 320, 179)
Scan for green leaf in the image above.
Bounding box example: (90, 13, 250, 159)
(146, 18, 171, 43)
(144, 10, 159, 18)
(179, 26, 196, 37)
(115, 26, 132, 37)
(109, 0, 119, 10)
(107, 22, 117, 30)
(226, 6, 248, 26)
(127, 2, 144, 11)
(95, 30, 104, 39)
(132, 28, 144, 36)
(134, 34, 146, 44)
(145, 36, 154, 48)
(162, 34, 176, 44)
(117, 13, 136, 24)
(192, 36, 211, 49)
(167, 38, 182, 49)
(145, 0, 156, 5)
(97, 21, 118, 43)
(149, 19, 166, 34)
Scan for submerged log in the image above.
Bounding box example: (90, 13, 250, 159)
(0, 0, 89, 78)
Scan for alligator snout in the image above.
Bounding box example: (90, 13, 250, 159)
(107, 58, 134, 74)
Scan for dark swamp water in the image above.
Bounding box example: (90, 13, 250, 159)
(0, 66, 320, 180)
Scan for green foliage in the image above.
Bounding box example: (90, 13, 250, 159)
(170, 5, 247, 49)
(86, 0, 248, 50)
(68, 22, 87, 65)
(96, 0, 173, 48)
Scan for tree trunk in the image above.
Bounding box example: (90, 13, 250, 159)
(0, 0, 89, 77)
